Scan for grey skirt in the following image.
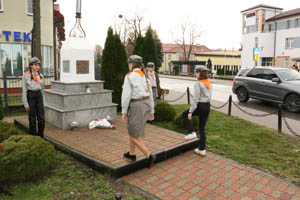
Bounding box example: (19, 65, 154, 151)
(127, 99, 151, 138)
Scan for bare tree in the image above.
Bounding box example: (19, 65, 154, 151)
(172, 19, 203, 61)
(114, 12, 148, 55)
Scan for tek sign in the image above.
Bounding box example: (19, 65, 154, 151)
(253, 48, 260, 61)
(0, 31, 32, 42)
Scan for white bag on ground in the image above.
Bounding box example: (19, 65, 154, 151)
(89, 118, 115, 129)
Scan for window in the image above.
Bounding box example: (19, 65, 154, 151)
(277, 21, 285, 30)
(247, 69, 264, 79)
(42, 46, 52, 76)
(23, 44, 31, 72)
(0, 0, 3, 11)
(286, 38, 294, 49)
(269, 24, 275, 32)
(296, 18, 300, 28)
(285, 37, 300, 49)
(0, 44, 12, 76)
(168, 54, 171, 60)
(286, 20, 291, 29)
(27, 0, 33, 14)
(262, 57, 273, 66)
(263, 69, 277, 80)
(12, 44, 23, 76)
(0, 44, 23, 76)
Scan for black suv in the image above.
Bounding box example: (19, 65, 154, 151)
(232, 67, 300, 113)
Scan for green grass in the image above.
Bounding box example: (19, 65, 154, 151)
(153, 104, 300, 185)
(1, 151, 147, 200)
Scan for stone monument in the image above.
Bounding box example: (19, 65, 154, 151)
(44, 0, 117, 129)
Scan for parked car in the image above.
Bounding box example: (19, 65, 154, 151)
(232, 66, 300, 113)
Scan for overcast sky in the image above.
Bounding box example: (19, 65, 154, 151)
(56, 0, 299, 50)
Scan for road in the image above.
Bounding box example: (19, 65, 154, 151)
(159, 75, 300, 137)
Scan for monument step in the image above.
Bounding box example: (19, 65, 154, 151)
(51, 80, 105, 94)
(45, 104, 117, 129)
(44, 90, 113, 110)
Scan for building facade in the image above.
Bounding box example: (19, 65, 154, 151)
(0, 0, 54, 78)
(161, 43, 211, 73)
(195, 50, 241, 75)
(241, 4, 300, 68)
(161, 43, 241, 75)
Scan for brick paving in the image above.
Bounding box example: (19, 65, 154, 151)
(10, 115, 190, 167)
(121, 151, 300, 199)
(6, 115, 300, 199)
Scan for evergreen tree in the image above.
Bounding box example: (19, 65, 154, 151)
(152, 30, 163, 69)
(101, 27, 128, 111)
(132, 34, 144, 56)
(0, 92, 4, 120)
(141, 28, 159, 72)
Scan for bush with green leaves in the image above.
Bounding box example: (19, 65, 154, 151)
(0, 121, 23, 143)
(173, 113, 199, 131)
(0, 135, 56, 183)
(154, 100, 176, 122)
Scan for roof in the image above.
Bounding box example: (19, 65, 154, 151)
(266, 8, 300, 22)
(241, 4, 283, 13)
(162, 43, 211, 54)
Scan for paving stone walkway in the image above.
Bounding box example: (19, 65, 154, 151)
(121, 151, 300, 200)
(6, 115, 300, 200)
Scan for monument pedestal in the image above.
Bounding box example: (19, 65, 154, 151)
(44, 81, 117, 130)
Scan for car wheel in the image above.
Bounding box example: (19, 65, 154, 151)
(237, 87, 249, 102)
(285, 94, 300, 113)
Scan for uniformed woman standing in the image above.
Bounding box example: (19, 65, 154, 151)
(182, 65, 212, 156)
(121, 55, 156, 168)
(22, 57, 45, 138)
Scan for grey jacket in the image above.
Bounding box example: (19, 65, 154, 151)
(189, 81, 212, 113)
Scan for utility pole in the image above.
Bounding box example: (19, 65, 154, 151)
(32, 0, 42, 61)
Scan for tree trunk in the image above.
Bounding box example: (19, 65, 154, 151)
(32, 0, 42, 62)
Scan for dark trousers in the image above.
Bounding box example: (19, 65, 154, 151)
(27, 90, 45, 138)
(182, 102, 210, 150)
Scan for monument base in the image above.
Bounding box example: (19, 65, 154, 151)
(44, 81, 117, 130)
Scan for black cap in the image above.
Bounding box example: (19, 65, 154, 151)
(128, 55, 143, 64)
(29, 57, 41, 65)
(146, 62, 155, 68)
(194, 65, 209, 72)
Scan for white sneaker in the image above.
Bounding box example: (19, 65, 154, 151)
(184, 132, 197, 140)
(194, 149, 206, 156)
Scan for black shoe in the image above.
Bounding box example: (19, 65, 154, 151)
(148, 154, 156, 168)
(123, 152, 136, 161)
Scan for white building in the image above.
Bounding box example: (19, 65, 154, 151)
(241, 4, 300, 68)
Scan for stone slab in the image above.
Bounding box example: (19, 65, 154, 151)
(44, 90, 113, 110)
(45, 104, 117, 129)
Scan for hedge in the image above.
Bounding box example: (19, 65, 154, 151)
(0, 121, 23, 143)
(154, 100, 176, 122)
(0, 135, 56, 183)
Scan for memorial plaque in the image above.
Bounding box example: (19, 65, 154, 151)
(76, 60, 89, 74)
(63, 60, 70, 73)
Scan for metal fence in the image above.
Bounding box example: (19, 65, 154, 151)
(0, 72, 54, 114)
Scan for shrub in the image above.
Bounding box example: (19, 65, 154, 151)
(173, 113, 199, 131)
(0, 121, 23, 143)
(0, 135, 56, 183)
(154, 100, 176, 122)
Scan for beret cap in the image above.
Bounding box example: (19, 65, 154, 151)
(128, 55, 143, 64)
(194, 65, 209, 72)
(29, 57, 41, 65)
